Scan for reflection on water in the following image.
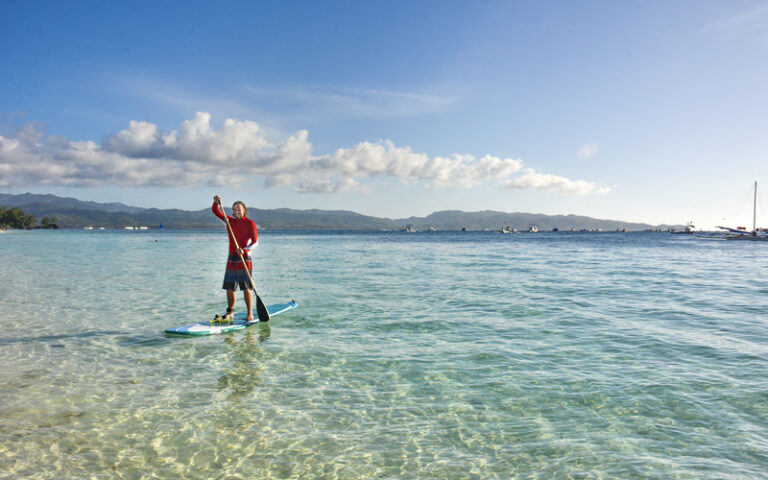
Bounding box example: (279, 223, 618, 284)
(218, 325, 271, 402)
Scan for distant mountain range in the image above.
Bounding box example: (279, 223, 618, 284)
(0, 192, 681, 231)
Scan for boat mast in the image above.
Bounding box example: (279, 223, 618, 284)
(754, 181, 757, 234)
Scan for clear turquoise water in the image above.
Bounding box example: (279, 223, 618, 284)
(0, 229, 766, 479)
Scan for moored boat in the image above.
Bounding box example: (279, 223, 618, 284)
(711, 181, 768, 241)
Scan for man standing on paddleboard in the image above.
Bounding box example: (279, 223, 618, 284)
(212, 196, 259, 321)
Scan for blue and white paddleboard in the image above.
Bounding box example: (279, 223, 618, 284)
(165, 301, 298, 336)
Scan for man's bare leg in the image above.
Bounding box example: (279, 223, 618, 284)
(225, 290, 236, 319)
(243, 289, 254, 321)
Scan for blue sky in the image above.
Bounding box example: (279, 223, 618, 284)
(1, 0, 767, 228)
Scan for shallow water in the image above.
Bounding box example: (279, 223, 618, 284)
(1, 229, 766, 479)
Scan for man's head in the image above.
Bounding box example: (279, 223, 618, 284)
(232, 201, 248, 218)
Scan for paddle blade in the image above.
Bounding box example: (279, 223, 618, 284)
(255, 294, 271, 322)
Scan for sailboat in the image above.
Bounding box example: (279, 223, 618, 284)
(714, 181, 768, 241)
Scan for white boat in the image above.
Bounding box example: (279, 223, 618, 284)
(671, 222, 696, 234)
(713, 181, 768, 241)
(528, 226, 539, 233)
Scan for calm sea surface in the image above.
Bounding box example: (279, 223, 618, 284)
(0, 229, 766, 479)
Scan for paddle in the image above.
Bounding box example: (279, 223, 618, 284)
(217, 199, 271, 323)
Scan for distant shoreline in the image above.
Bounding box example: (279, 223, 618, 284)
(5, 227, 690, 234)
(1, 192, 685, 232)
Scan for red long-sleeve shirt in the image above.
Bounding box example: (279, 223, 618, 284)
(212, 202, 258, 255)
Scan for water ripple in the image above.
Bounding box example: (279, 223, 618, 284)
(1, 230, 766, 478)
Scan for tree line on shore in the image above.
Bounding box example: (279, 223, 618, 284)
(0, 206, 57, 229)
(1, 193, 680, 231)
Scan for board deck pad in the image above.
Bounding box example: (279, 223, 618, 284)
(165, 301, 298, 336)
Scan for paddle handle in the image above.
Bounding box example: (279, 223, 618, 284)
(217, 199, 259, 294)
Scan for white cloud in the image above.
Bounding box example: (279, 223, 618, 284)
(577, 142, 599, 159)
(294, 177, 361, 194)
(501, 168, 610, 195)
(0, 112, 609, 195)
(101, 112, 272, 165)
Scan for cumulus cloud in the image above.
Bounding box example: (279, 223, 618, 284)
(0, 112, 609, 195)
(577, 142, 599, 159)
(501, 169, 610, 195)
(294, 177, 361, 194)
(101, 112, 272, 164)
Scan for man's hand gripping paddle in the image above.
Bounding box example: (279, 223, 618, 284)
(217, 198, 270, 323)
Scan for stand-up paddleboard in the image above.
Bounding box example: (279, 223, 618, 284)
(165, 301, 297, 336)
